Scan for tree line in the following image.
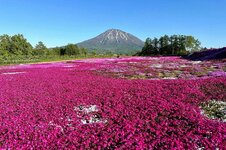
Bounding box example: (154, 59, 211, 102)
(137, 35, 201, 56)
(0, 33, 202, 59)
(0, 34, 87, 58)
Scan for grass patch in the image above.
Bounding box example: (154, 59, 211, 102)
(0, 54, 115, 66)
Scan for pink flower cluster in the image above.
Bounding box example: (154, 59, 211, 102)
(89, 57, 226, 80)
(0, 57, 225, 149)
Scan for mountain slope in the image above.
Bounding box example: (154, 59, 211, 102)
(186, 47, 226, 61)
(77, 29, 144, 54)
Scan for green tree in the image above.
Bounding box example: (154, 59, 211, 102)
(159, 35, 170, 55)
(171, 35, 179, 55)
(10, 34, 33, 55)
(65, 44, 80, 56)
(51, 47, 61, 55)
(0, 34, 33, 56)
(33, 41, 48, 56)
(80, 47, 87, 55)
(35, 41, 47, 50)
(178, 35, 187, 55)
(142, 38, 152, 55)
(185, 36, 201, 52)
(0, 34, 11, 56)
(153, 38, 159, 55)
(138, 34, 201, 56)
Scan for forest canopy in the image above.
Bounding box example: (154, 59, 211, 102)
(137, 35, 201, 56)
(0, 34, 87, 58)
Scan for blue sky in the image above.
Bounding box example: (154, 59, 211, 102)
(0, 0, 225, 48)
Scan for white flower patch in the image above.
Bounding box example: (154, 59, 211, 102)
(128, 62, 138, 64)
(148, 78, 160, 80)
(64, 65, 74, 68)
(162, 77, 178, 80)
(81, 115, 108, 125)
(149, 58, 159, 60)
(179, 65, 188, 68)
(74, 105, 98, 113)
(74, 105, 107, 125)
(137, 72, 146, 76)
(192, 61, 202, 64)
(49, 121, 64, 132)
(110, 68, 126, 73)
(150, 64, 163, 68)
(162, 63, 177, 69)
(200, 100, 226, 122)
(197, 147, 205, 150)
(48, 105, 106, 132)
(2, 72, 26, 75)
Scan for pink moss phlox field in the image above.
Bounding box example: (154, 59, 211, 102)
(0, 57, 225, 149)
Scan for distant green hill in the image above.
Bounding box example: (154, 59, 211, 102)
(77, 29, 144, 55)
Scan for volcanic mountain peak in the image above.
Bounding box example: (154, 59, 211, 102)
(100, 29, 130, 42)
(77, 29, 144, 54)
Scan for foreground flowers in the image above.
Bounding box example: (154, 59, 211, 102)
(0, 56, 225, 149)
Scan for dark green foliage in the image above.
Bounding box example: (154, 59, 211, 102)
(0, 34, 11, 57)
(65, 44, 80, 55)
(80, 47, 87, 55)
(0, 34, 88, 63)
(11, 34, 33, 55)
(139, 38, 155, 56)
(51, 47, 61, 55)
(0, 34, 33, 56)
(138, 35, 201, 56)
(33, 41, 48, 56)
(56, 44, 87, 56)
